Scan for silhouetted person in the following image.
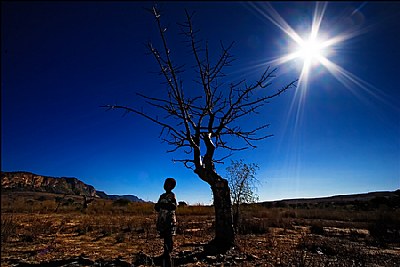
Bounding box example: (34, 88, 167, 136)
(155, 178, 177, 267)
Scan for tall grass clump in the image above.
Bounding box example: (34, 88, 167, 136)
(1, 214, 17, 245)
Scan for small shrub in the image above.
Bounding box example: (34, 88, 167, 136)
(310, 224, 324, 235)
(367, 212, 400, 246)
(20, 234, 34, 242)
(115, 233, 125, 243)
(238, 218, 270, 235)
(75, 219, 94, 235)
(178, 201, 188, 207)
(99, 228, 112, 237)
(23, 217, 54, 240)
(140, 218, 153, 238)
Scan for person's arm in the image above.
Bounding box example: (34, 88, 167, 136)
(169, 193, 177, 211)
(154, 195, 162, 212)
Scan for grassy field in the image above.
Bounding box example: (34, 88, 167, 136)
(2, 191, 400, 266)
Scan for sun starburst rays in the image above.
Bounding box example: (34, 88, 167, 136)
(250, 2, 373, 86)
(234, 1, 397, 128)
(244, 2, 380, 117)
(238, 2, 394, 180)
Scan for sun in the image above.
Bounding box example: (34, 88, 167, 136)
(297, 37, 324, 63)
(295, 35, 327, 74)
(247, 1, 372, 94)
(244, 1, 379, 134)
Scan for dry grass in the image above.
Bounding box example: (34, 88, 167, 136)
(1, 192, 400, 266)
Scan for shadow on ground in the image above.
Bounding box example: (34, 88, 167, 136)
(6, 243, 257, 267)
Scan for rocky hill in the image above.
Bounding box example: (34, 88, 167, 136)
(1, 171, 144, 202)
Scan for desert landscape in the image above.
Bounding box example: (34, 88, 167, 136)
(2, 187, 400, 266)
(3, 2, 400, 266)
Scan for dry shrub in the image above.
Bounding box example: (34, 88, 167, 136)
(87, 199, 113, 215)
(368, 210, 400, 246)
(1, 214, 17, 244)
(238, 218, 271, 235)
(115, 232, 126, 243)
(309, 224, 325, 235)
(20, 216, 55, 242)
(75, 216, 95, 235)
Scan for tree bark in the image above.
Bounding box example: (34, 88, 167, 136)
(210, 175, 235, 250)
(195, 167, 235, 251)
(233, 202, 240, 232)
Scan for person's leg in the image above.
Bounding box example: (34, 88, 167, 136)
(164, 234, 173, 253)
(163, 235, 173, 267)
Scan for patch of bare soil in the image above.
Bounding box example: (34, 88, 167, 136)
(2, 213, 400, 266)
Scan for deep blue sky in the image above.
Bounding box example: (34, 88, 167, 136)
(2, 1, 400, 204)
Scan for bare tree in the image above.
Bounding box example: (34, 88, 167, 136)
(82, 195, 94, 211)
(102, 6, 296, 251)
(226, 159, 260, 231)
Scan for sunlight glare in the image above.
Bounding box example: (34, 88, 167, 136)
(242, 1, 397, 203)
(246, 1, 376, 104)
(244, 1, 388, 158)
(297, 37, 324, 64)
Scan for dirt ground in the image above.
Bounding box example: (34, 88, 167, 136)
(2, 212, 400, 266)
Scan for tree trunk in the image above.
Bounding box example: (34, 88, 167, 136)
(195, 166, 235, 252)
(232, 202, 240, 232)
(210, 176, 235, 250)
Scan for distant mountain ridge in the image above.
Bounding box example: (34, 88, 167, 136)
(262, 190, 400, 206)
(1, 171, 145, 202)
(95, 190, 143, 202)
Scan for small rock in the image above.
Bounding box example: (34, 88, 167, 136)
(206, 255, 217, 263)
(248, 254, 260, 260)
(234, 256, 246, 261)
(216, 254, 225, 261)
(178, 250, 192, 257)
